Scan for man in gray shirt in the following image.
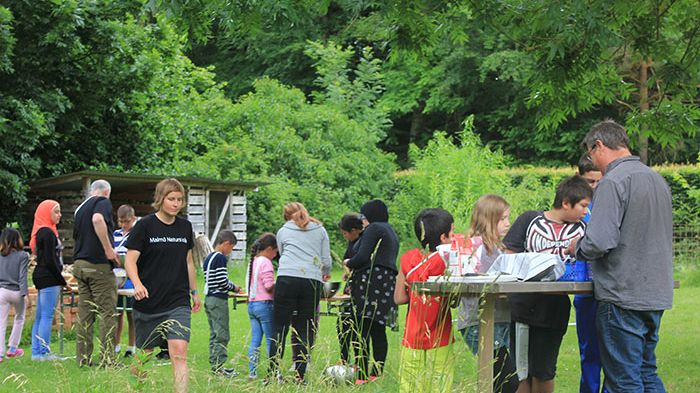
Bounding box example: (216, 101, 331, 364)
(569, 120, 673, 393)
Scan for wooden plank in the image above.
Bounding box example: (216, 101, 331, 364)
(231, 195, 246, 204)
(189, 195, 205, 205)
(229, 223, 246, 231)
(231, 214, 247, 223)
(231, 205, 246, 214)
(210, 194, 231, 244)
(188, 205, 205, 215)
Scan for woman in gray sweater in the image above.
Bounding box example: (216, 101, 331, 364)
(267, 202, 331, 384)
(0, 228, 30, 361)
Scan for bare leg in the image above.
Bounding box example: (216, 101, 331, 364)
(516, 378, 531, 393)
(127, 312, 136, 347)
(531, 377, 554, 393)
(169, 339, 189, 393)
(115, 311, 124, 347)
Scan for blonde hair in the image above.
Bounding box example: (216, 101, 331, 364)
(283, 202, 320, 229)
(468, 194, 510, 254)
(152, 178, 185, 211)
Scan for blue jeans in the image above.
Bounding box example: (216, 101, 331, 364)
(574, 295, 608, 393)
(31, 286, 61, 356)
(461, 322, 511, 355)
(596, 301, 665, 393)
(248, 301, 274, 377)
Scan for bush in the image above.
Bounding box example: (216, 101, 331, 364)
(391, 126, 700, 272)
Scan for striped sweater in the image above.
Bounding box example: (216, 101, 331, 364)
(203, 251, 237, 299)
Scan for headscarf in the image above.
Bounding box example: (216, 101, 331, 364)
(360, 199, 389, 223)
(30, 199, 60, 254)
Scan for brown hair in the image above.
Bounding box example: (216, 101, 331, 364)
(248, 232, 277, 291)
(283, 202, 320, 229)
(468, 194, 510, 254)
(117, 204, 135, 220)
(0, 228, 24, 257)
(152, 178, 186, 211)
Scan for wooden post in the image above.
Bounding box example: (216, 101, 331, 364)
(209, 194, 231, 245)
(478, 293, 496, 393)
(192, 234, 213, 269)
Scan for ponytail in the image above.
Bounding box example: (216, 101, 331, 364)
(248, 232, 277, 290)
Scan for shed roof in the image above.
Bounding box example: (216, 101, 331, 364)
(30, 170, 265, 192)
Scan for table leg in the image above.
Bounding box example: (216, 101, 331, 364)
(478, 293, 495, 393)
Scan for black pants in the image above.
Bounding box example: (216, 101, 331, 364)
(494, 345, 519, 393)
(268, 276, 321, 380)
(337, 302, 357, 363)
(356, 317, 388, 380)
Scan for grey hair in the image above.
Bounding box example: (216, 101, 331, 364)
(90, 179, 111, 194)
(582, 120, 630, 151)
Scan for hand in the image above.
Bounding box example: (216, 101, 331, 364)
(191, 293, 202, 313)
(322, 274, 331, 282)
(133, 282, 149, 301)
(105, 247, 119, 265)
(343, 259, 349, 266)
(566, 237, 579, 256)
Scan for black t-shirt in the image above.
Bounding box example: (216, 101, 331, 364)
(125, 213, 194, 314)
(73, 196, 114, 264)
(503, 210, 586, 329)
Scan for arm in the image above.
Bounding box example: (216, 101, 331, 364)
(207, 254, 239, 293)
(502, 211, 536, 253)
(576, 181, 624, 261)
(346, 225, 380, 270)
(320, 228, 332, 280)
(37, 229, 66, 286)
(187, 250, 201, 312)
(125, 249, 147, 300)
(260, 267, 275, 291)
(92, 213, 118, 264)
(394, 270, 409, 305)
(19, 252, 29, 296)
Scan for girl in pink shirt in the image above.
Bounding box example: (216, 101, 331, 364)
(246, 233, 277, 379)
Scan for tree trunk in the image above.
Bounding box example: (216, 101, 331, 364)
(409, 102, 426, 145)
(638, 59, 650, 165)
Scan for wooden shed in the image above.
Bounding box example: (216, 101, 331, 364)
(27, 170, 263, 263)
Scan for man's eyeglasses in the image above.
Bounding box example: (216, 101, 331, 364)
(586, 145, 597, 161)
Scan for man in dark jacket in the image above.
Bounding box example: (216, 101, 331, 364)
(72, 179, 119, 367)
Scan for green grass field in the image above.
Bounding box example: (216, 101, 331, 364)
(1, 267, 698, 392)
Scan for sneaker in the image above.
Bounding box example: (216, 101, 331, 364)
(355, 379, 369, 385)
(214, 367, 239, 378)
(124, 350, 133, 358)
(156, 350, 170, 360)
(31, 354, 46, 361)
(6, 348, 24, 358)
(44, 354, 66, 361)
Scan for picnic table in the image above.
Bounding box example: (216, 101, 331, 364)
(229, 292, 352, 316)
(411, 278, 680, 393)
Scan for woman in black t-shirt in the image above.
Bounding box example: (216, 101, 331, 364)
(124, 179, 201, 393)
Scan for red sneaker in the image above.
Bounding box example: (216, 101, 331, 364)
(355, 379, 369, 385)
(6, 348, 24, 358)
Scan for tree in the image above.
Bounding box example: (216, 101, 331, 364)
(471, 0, 700, 164)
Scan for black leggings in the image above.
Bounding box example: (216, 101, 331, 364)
(356, 317, 388, 380)
(268, 276, 321, 380)
(337, 303, 357, 363)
